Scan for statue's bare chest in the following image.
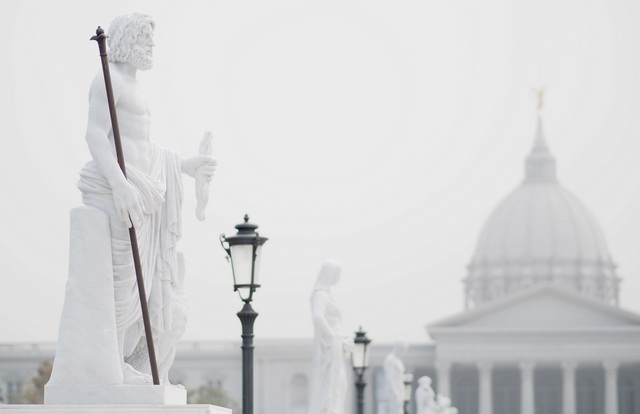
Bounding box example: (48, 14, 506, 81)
(117, 83, 150, 118)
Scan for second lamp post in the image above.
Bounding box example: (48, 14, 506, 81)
(220, 215, 268, 414)
(352, 327, 372, 414)
(403, 373, 414, 414)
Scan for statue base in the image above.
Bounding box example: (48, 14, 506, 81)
(0, 404, 230, 414)
(44, 385, 187, 405)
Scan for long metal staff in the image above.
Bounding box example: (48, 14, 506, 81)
(91, 26, 160, 385)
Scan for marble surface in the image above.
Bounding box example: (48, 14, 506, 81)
(44, 384, 186, 405)
(47, 206, 123, 386)
(0, 405, 230, 414)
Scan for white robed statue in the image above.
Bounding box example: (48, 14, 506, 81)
(383, 341, 408, 414)
(435, 394, 457, 414)
(415, 376, 437, 414)
(309, 260, 350, 414)
(45, 12, 216, 401)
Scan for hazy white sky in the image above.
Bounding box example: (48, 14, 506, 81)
(1, 0, 640, 345)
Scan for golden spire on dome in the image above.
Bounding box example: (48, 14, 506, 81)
(525, 86, 556, 183)
(533, 86, 546, 117)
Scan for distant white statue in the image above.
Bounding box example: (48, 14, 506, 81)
(435, 394, 456, 414)
(309, 260, 351, 414)
(415, 376, 437, 414)
(383, 341, 408, 414)
(46, 11, 215, 395)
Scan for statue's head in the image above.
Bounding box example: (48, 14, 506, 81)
(392, 340, 408, 357)
(418, 376, 432, 387)
(437, 394, 451, 407)
(107, 12, 155, 70)
(314, 260, 342, 291)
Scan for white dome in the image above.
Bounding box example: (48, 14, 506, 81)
(465, 117, 619, 308)
(471, 183, 613, 267)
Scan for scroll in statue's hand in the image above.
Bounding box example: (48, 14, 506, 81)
(182, 155, 217, 179)
(112, 180, 144, 229)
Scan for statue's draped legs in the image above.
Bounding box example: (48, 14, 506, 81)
(50, 143, 185, 386)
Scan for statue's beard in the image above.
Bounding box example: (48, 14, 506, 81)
(129, 47, 153, 71)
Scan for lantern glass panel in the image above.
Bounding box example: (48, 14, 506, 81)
(253, 244, 263, 285)
(352, 341, 367, 369)
(230, 244, 254, 287)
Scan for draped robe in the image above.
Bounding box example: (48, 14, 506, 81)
(383, 351, 406, 414)
(49, 142, 185, 385)
(309, 289, 348, 414)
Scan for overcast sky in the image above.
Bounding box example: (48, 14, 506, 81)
(1, 0, 640, 345)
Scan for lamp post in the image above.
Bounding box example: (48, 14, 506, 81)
(220, 215, 268, 414)
(352, 327, 372, 414)
(403, 373, 414, 414)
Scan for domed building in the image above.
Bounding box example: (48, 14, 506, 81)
(427, 109, 640, 414)
(465, 115, 619, 308)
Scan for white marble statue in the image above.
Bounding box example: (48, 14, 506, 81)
(383, 341, 408, 414)
(435, 394, 457, 414)
(415, 376, 437, 414)
(47, 12, 215, 390)
(309, 260, 351, 414)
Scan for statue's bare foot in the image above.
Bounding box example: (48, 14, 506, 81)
(122, 363, 152, 385)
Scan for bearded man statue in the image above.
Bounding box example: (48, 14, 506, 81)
(45, 12, 216, 402)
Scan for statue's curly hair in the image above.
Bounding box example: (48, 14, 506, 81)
(107, 12, 155, 63)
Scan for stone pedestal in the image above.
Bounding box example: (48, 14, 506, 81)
(48, 207, 122, 387)
(44, 385, 186, 405)
(0, 405, 230, 414)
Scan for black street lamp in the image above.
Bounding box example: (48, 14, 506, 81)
(403, 373, 414, 414)
(352, 327, 372, 414)
(220, 215, 268, 414)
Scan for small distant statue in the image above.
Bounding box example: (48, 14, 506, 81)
(383, 341, 408, 414)
(435, 394, 457, 414)
(415, 376, 437, 414)
(309, 260, 351, 414)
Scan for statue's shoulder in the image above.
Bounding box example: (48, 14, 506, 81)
(107, 65, 128, 91)
(89, 71, 103, 90)
(88, 66, 126, 102)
